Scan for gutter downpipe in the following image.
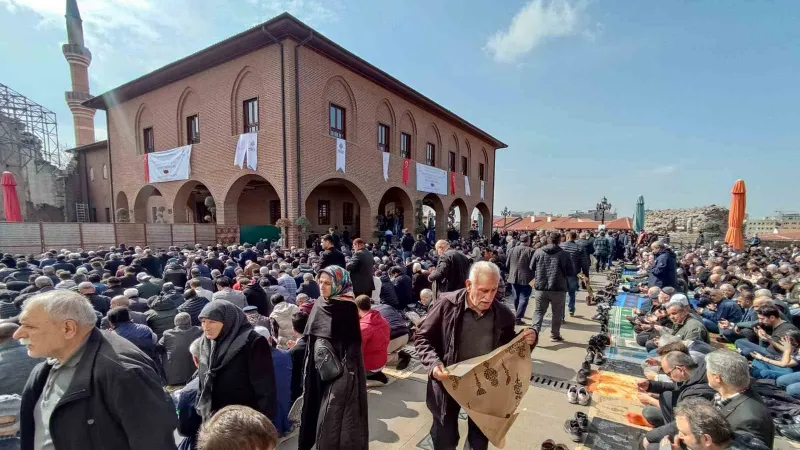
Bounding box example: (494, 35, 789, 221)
(295, 31, 314, 217)
(106, 113, 116, 222)
(261, 26, 289, 218)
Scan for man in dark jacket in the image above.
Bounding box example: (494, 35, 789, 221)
(412, 235, 429, 258)
(139, 249, 161, 277)
(134, 272, 161, 299)
(185, 268, 214, 292)
(14, 290, 177, 450)
(649, 241, 678, 289)
(346, 238, 374, 297)
(243, 279, 271, 317)
(0, 323, 41, 396)
(560, 231, 589, 317)
(163, 263, 188, 288)
(51, 255, 75, 274)
(593, 231, 611, 271)
(400, 229, 415, 261)
(640, 351, 716, 445)
(530, 232, 576, 341)
(705, 350, 774, 448)
(319, 234, 346, 269)
(505, 234, 536, 325)
(77, 282, 111, 315)
(415, 261, 537, 450)
(288, 311, 309, 404)
(119, 267, 139, 288)
(296, 273, 321, 300)
(428, 240, 471, 295)
(238, 244, 258, 268)
(158, 312, 203, 386)
(145, 295, 179, 339)
(378, 270, 401, 309)
(390, 266, 413, 309)
(7, 261, 36, 283)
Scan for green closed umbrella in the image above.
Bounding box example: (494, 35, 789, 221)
(633, 195, 645, 233)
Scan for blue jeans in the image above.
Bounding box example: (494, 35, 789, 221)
(702, 318, 720, 334)
(401, 251, 412, 262)
(777, 372, 800, 399)
(735, 339, 780, 358)
(566, 276, 578, 314)
(512, 284, 532, 321)
(751, 359, 795, 379)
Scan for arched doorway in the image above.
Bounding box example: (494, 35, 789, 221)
(222, 174, 281, 225)
(173, 180, 217, 224)
(472, 202, 492, 238)
(377, 187, 413, 237)
(133, 185, 166, 223)
(448, 198, 469, 239)
(115, 191, 130, 222)
(305, 178, 370, 241)
(422, 193, 445, 241)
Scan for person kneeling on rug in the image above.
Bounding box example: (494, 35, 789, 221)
(356, 294, 391, 385)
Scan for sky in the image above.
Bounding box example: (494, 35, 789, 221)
(2, 0, 799, 218)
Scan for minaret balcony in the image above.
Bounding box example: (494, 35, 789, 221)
(62, 43, 92, 64)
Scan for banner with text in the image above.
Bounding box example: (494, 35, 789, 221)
(234, 132, 258, 170)
(144, 145, 192, 183)
(336, 138, 347, 173)
(416, 163, 447, 195)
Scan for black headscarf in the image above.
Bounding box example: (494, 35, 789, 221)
(195, 300, 253, 419)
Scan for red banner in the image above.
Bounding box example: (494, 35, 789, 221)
(450, 171, 456, 195)
(402, 159, 410, 185)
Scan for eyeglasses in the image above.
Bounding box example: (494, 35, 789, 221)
(664, 366, 683, 378)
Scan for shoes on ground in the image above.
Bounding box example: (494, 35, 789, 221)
(366, 371, 389, 385)
(593, 350, 606, 365)
(581, 361, 591, 372)
(574, 412, 589, 432)
(396, 350, 411, 370)
(540, 439, 556, 450)
(777, 423, 800, 441)
(576, 368, 591, 385)
(577, 388, 591, 406)
(563, 419, 583, 442)
(567, 386, 579, 404)
(585, 349, 596, 363)
(569, 310, 576, 317)
(550, 335, 565, 342)
(515, 319, 526, 326)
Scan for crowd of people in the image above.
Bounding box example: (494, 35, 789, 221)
(0, 224, 797, 449)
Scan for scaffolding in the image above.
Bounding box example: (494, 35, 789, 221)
(0, 82, 63, 172)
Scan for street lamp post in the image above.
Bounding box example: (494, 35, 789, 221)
(596, 197, 612, 225)
(501, 206, 510, 230)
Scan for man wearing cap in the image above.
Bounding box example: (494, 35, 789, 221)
(134, 272, 160, 299)
(77, 282, 111, 316)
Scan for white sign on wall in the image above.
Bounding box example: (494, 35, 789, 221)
(416, 163, 447, 195)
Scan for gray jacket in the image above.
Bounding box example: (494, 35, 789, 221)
(0, 340, 42, 395)
(212, 288, 247, 309)
(158, 326, 203, 386)
(666, 316, 709, 343)
(505, 244, 535, 285)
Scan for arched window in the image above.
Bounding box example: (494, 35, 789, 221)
(89, 167, 95, 182)
(102, 164, 108, 180)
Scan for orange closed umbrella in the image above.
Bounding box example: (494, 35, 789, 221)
(724, 179, 746, 250)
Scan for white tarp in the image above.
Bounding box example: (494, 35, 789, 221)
(144, 145, 192, 183)
(336, 138, 347, 173)
(465, 175, 471, 196)
(416, 163, 447, 195)
(234, 132, 258, 170)
(382, 152, 390, 181)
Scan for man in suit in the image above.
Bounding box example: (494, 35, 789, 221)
(346, 238, 374, 297)
(319, 234, 346, 269)
(428, 240, 471, 296)
(505, 234, 535, 325)
(705, 350, 774, 448)
(560, 231, 589, 318)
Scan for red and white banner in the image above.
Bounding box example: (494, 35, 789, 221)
(402, 159, 410, 185)
(144, 145, 192, 183)
(450, 172, 456, 195)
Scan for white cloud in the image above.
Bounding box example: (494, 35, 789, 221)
(653, 165, 677, 175)
(485, 0, 587, 63)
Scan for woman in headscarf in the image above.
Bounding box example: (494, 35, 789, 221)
(195, 300, 277, 423)
(299, 265, 368, 450)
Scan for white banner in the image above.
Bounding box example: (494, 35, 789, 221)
(145, 145, 191, 183)
(464, 175, 471, 196)
(234, 132, 258, 170)
(336, 138, 346, 173)
(416, 163, 447, 195)
(480, 180, 485, 200)
(382, 152, 390, 181)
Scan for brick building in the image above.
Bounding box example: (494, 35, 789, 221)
(82, 12, 505, 244)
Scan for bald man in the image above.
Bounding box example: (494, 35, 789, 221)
(428, 240, 471, 294)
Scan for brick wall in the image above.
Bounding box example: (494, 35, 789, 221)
(104, 38, 497, 242)
(83, 146, 113, 221)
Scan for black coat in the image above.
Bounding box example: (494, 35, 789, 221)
(414, 288, 517, 423)
(529, 244, 575, 292)
(379, 275, 400, 309)
(86, 293, 111, 315)
(392, 274, 413, 309)
(19, 328, 177, 450)
(297, 281, 321, 300)
(320, 248, 346, 270)
(346, 249, 374, 295)
(198, 330, 277, 421)
(289, 336, 308, 403)
(718, 388, 774, 448)
(428, 249, 471, 294)
(244, 284, 272, 317)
